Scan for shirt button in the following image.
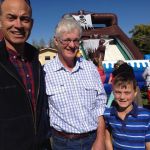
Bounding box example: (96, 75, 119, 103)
(13, 56, 16, 59)
(26, 74, 30, 78)
(28, 89, 31, 92)
(21, 58, 25, 62)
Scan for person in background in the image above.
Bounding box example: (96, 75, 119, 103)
(88, 52, 106, 84)
(44, 15, 107, 150)
(112, 60, 133, 78)
(108, 62, 120, 84)
(104, 72, 150, 150)
(0, 0, 50, 149)
(88, 39, 106, 84)
(143, 66, 150, 103)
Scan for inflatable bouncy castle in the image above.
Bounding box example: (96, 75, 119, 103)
(69, 10, 143, 60)
(64, 10, 150, 102)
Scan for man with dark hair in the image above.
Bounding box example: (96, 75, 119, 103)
(0, 0, 49, 149)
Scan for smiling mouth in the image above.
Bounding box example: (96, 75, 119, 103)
(67, 48, 77, 53)
(11, 31, 25, 36)
(118, 100, 127, 103)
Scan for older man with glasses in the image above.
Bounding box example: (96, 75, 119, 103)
(0, 0, 50, 149)
(44, 15, 107, 150)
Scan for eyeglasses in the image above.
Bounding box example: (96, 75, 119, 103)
(0, 0, 31, 6)
(59, 38, 80, 46)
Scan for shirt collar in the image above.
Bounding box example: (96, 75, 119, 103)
(52, 55, 84, 72)
(110, 102, 138, 118)
(6, 47, 27, 62)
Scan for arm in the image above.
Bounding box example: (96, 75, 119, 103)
(92, 116, 105, 150)
(91, 63, 107, 150)
(146, 142, 150, 150)
(105, 128, 113, 150)
(108, 74, 113, 84)
(142, 68, 147, 79)
(145, 113, 150, 150)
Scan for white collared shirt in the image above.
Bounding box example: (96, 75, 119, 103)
(44, 55, 107, 133)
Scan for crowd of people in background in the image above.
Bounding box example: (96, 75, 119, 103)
(0, 0, 150, 150)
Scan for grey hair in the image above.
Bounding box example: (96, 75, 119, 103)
(54, 14, 82, 38)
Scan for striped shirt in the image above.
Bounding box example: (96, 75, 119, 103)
(104, 103, 150, 150)
(44, 55, 107, 133)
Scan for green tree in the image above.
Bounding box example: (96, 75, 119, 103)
(39, 38, 46, 49)
(129, 24, 150, 55)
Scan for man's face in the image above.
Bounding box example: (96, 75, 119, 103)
(55, 29, 80, 63)
(113, 83, 137, 110)
(0, 0, 33, 47)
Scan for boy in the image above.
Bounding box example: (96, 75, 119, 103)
(104, 72, 150, 150)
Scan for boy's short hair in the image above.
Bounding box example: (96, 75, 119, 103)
(113, 72, 137, 90)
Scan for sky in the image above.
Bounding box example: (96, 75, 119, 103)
(28, 0, 150, 45)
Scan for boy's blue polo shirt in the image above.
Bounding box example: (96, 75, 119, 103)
(104, 102, 150, 150)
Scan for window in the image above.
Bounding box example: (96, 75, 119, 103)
(45, 56, 50, 60)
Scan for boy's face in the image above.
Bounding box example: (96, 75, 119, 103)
(113, 83, 137, 110)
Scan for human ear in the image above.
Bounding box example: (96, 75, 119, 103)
(31, 18, 34, 29)
(54, 37, 58, 46)
(134, 88, 138, 97)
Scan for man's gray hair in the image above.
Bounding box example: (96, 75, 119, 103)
(54, 14, 82, 38)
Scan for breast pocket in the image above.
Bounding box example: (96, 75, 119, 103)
(81, 83, 99, 109)
(0, 84, 18, 118)
(46, 84, 66, 96)
(0, 85, 17, 90)
(0, 85, 17, 99)
(46, 85, 68, 112)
